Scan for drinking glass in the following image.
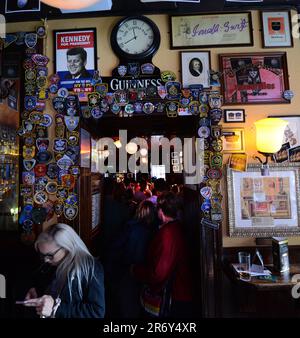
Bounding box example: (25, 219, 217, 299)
(238, 252, 251, 281)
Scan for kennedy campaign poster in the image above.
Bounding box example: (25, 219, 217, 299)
(54, 29, 97, 89)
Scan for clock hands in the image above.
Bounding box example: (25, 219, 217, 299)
(124, 29, 138, 44)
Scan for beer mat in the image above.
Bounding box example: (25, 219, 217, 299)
(232, 264, 272, 276)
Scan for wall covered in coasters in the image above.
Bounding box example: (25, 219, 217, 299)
(17, 21, 81, 243)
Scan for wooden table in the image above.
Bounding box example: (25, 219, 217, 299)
(224, 263, 300, 317)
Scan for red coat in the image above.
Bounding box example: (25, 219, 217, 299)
(133, 220, 194, 302)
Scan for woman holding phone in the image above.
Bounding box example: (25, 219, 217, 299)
(22, 223, 105, 318)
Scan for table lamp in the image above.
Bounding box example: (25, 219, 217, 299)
(254, 118, 288, 176)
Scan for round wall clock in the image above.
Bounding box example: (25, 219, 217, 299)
(111, 16, 161, 61)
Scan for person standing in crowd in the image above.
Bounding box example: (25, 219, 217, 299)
(22, 223, 105, 318)
(132, 192, 195, 318)
(107, 200, 158, 318)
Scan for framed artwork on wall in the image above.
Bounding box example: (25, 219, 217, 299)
(219, 52, 290, 105)
(261, 10, 293, 48)
(227, 163, 300, 237)
(180, 51, 211, 88)
(224, 109, 245, 123)
(222, 128, 245, 153)
(269, 115, 300, 163)
(170, 12, 253, 49)
(53, 28, 97, 90)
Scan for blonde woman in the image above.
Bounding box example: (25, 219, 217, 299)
(23, 223, 105, 318)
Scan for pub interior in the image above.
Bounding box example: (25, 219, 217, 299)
(0, 0, 300, 322)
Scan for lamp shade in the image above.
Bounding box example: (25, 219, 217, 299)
(254, 118, 288, 154)
(40, 0, 102, 10)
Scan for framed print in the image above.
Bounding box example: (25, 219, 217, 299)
(5, 0, 40, 13)
(53, 28, 97, 90)
(180, 51, 210, 88)
(219, 52, 290, 105)
(227, 163, 300, 237)
(224, 109, 245, 123)
(269, 115, 300, 163)
(261, 11, 293, 48)
(229, 153, 248, 172)
(170, 12, 253, 49)
(222, 128, 245, 153)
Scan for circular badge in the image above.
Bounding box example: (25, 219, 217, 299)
(64, 205, 78, 221)
(91, 107, 103, 119)
(46, 182, 58, 195)
(198, 126, 210, 138)
(125, 104, 135, 115)
(34, 191, 48, 205)
(283, 90, 294, 101)
(57, 87, 69, 98)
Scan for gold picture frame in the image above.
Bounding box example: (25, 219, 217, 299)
(226, 163, 300, 237)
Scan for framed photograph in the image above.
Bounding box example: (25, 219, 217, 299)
(224, 109, 245, 123)
(227, 163, 300, 237)
(222, 128, 245, 153)
(261, 11, 293, 48)
(219, 52, 290, 105)
(5, 0, 40, 13)
(229, 153, 248, 172)
(268, 115, 300, 163)
(180, 51, 211, 88)
(170, 12, 253, 49)
(53, 28, 97, 90)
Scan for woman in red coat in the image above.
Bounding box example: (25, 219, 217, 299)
(132, 191, 195, 318)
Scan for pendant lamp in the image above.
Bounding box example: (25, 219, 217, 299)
(40, 0, 102, 10)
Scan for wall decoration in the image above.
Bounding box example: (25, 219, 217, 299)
(170, 12, 253, 49)
(261, 10, 293, 48)
(219, 52, 290, 105)
(222, 128, 245, 153)
(268, 115, 300, 163)
(180, 51, 210, 88)
(227, 163, 300, 237)
(5, 0, 41, 13)
(224, 109, 245, 123)
(53, 28, 97, 90)
(229, 153, 247, 172)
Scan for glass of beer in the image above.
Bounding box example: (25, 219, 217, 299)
(238, 252, 251, 281)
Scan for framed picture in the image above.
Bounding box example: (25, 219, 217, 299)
(222, 128, 245, 153)
(227, 163, 300, 237)
(224, 109, 245, 123)
(268, 115, 300, 163)
(261, 11, 293, 48)
(229, 153, 248, 172)
(219, 52, 290, 105)
(170, 12, 253, 49)
(180, 51, 211, 88)
(53, 28, 97, 90)
(5, 0, 40, 13)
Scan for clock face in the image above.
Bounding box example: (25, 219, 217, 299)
(116, 19, 154, 56)
(111, 16, 160, 61)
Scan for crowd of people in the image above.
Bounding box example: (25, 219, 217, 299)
(21, 177, 200, 319)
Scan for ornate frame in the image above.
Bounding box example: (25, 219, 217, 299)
(227, 163, 300, 237)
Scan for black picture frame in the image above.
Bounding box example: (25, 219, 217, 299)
(260, 10, 293, 48)
(224, 109, 245, 123)
(53, 28, 97, 90)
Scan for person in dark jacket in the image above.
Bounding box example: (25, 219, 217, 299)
(23, 223, 105, 318)
(106, 200, 158, 318)
(133, 192, 195, 318)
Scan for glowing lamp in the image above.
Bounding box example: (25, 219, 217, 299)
(126, 142, 138, 155)
(40, 0, 102, 10)
(140, 148, 148, 156)
(114, 140, 122, 149)
(254, 118, 288, 175)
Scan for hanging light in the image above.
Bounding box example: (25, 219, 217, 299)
(126, 142, 138, 155)
(114, 140, 122, 149)
(140, 148, 148, 156)
(40, 0, 102, 10)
